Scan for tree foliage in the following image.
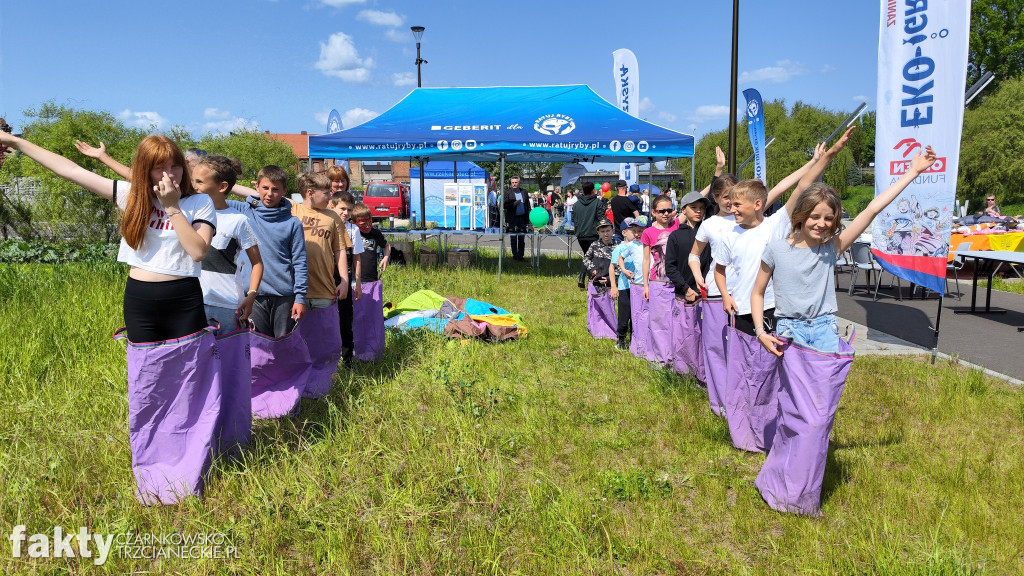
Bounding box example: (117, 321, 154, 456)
(195, 129, 301, 186)
(968, 0, 1024, 101)
(0, 102, 147, 241)
(958, 75, 1024, 205)
(670, 100, 862, 199)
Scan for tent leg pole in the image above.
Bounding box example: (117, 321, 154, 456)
(498, 154, 506, 281)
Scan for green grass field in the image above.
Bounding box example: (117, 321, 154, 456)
(2, 258, 1023, 574)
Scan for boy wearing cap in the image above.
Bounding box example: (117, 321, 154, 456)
(665, 192, 714, 301)
(582, 218, 619, 294)
(609, 216, 647, 350)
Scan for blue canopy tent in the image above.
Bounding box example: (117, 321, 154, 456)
(308, 84, 694, 278)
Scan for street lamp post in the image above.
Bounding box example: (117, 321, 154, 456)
(411, 25, 427, 228)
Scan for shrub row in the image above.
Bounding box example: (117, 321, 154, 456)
(0, 239, 117, 264)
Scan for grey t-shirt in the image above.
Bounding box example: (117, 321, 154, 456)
(761, 238, 838, 319)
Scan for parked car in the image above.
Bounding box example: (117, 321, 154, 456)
(363, 181, 408, 220)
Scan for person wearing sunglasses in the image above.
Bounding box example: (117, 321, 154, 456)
(981, 195, 1001, 218)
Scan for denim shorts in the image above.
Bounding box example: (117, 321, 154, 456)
(776, 313, 839, 354)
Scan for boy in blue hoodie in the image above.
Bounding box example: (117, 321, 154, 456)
(227, 165, 308, 337)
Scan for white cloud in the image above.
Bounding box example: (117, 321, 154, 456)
(658, 111, 678, 123)
(357, 9, 404, 27)
(687, 105, 730, 123)
(639, 97, 654, 114)
(739, 60, 808, 85)
(314, 110, 331, 126)
(820, 64, 836, 74)
(342, 107, 379, 129)
(203, 117, 257, 134)
(688, 123, 699, 131)
(315, 32, 374, 83)
(118, 109, 168, 130)
(852, 95, 870, 103)
(392, 72, 416, 87)
(203, 108, 232, 120)
(317, 0, 365, 6)
(385, 28, 409, 42)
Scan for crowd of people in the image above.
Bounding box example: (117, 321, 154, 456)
(0, 131, 391, 504)
(0, 124, 941, 516)
(583, 127, 939, 516)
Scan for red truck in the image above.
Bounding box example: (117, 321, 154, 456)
(363, 181, 409, 220)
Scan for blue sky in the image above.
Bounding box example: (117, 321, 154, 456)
(1, 1, 879, 142)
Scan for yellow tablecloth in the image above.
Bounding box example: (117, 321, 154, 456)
(948, 232, 1024, 260)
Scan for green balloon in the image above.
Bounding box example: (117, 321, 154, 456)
(529, 206, 550, 228)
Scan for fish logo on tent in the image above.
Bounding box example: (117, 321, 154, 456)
(534, 114, 576, 136)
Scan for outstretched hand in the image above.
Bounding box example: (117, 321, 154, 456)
(715, 146, 726, 171)
(910, 145, 937, 173)
(154, 171, 181, 209)
(826, 125, 856, 157)
(812, 141, 826, 161)
(74, 140, 106, 159)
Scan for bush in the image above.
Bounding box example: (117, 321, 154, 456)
(0, 239, 117, 264)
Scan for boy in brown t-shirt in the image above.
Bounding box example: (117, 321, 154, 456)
(292, 173, 350, 307)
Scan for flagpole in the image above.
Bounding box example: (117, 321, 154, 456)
(727, 0, 739, 175)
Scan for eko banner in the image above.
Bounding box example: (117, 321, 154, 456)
(742, 88, 767, 183)
(872, 0, 970, 294)
(613, 48, 639, 186)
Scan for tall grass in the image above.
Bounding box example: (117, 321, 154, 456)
(1, 258, 1021, 574)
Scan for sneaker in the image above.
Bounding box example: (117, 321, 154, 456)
(578, 278, 586, 290)
(615, 338, 627, 350)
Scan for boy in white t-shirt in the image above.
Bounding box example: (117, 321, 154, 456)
(712, 142, 830, 336)
(192, 156, 264, 334)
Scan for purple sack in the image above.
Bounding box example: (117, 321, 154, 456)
(353, 280, 386, 361)
(699, 299, 729, 417)
(250, 323, 311, 419)
(755, 335, 855, 516)
(629, 284, 649, 358)
(646, 281, 675, 365)
(299, 303, 342, 398)
(671, 297, 705, 381)
(213, 327, 251, 456)
(587, 283, 617, 340)
(115, 327, 221, 505)
(724, 326, 781, 453)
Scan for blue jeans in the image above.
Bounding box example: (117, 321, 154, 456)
(776, 313, 840, 354)
(205, 304, 240, 335)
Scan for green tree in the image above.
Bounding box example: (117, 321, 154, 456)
(958, 75, 1024, 206)
(196, 129, 300, 186)
(671, 100, 858, 197)
(0, 102, 146, 242)
(475, 161, 524, 189)
(968, 0, 1024, 101)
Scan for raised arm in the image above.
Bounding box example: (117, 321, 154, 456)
(765, 142, 825, 206)
(785, 125, 856, 216)
(1, 134, 114, 199)
(74, 140, 131, 180)
(837, 146, 936, 252)
(701, 146, 728, 197)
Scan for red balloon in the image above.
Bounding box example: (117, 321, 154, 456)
(600, 182, 611, 193)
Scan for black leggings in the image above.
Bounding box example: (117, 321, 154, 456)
(123, 276, 207, 343)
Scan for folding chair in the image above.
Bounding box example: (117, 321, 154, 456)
(848, 242, 902, 301)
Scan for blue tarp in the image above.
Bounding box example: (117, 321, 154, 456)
(308, 85, 694, 162)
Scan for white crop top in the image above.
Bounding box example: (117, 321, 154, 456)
(114, 180, 217, 277)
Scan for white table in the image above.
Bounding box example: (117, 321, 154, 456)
(953, 250, 1024, 314)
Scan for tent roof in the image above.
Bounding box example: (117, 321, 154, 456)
(308, 84, 693, 163)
